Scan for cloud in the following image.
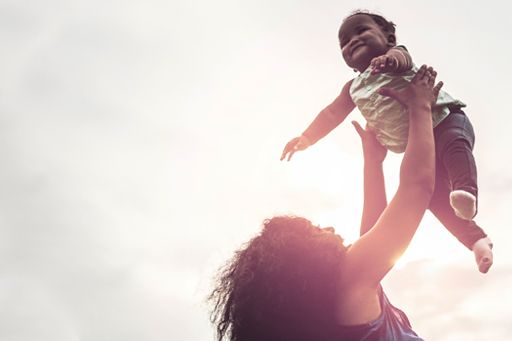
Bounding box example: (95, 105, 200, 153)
(1, 0, 512, 340)
(384, 260, 512, 340)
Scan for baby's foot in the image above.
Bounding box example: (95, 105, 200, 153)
(449, 190, 477, 220)
(472, 237, 493, 274)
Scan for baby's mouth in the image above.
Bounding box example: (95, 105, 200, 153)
(351, 43, 365, 55)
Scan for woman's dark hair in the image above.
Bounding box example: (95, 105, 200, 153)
(338, 10, 396, 47)
(208, 216, 346, 341)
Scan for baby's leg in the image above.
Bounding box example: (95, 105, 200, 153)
(434, 110, 478, 219)
(429, 161, 493, 273)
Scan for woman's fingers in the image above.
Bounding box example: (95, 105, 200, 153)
(412, 64, 427, 83)
(423, 67, 435, 85)
(428, 70, 437, 85)
(378, 87, 401, 103)
(411, 65, 439, 88)
(432, 81, 444, 101)
(352, 120, 365, 138)
(434, 81, 444, 93)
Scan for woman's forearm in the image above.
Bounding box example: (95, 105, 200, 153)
(360, 161, 387, 236)
(341, 66, 439, 287)
(400, 103, 435, 194)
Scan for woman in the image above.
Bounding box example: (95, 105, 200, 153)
(209, 65, 441, 340)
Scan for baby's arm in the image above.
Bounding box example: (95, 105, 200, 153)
(280, 80, 356, 161)
(371, 46, 412, 74)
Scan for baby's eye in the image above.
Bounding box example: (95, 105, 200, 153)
(357, 27, 368, 34)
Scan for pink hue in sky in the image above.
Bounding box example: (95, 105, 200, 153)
(1, 0, 511, 340)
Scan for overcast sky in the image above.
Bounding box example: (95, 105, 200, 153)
(1, 0, 512, 340)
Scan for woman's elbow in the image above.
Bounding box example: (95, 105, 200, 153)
(401, 172, 435, 198)
(416, 177, 435, 200)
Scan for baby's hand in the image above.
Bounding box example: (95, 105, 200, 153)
(370, 55, 399, 74)
(280, 135, 311, 161)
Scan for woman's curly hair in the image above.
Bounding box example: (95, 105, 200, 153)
(208, 216, 347, 341)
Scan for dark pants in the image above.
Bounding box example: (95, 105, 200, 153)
(430, 109, 487, 250)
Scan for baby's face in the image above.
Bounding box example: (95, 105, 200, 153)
(339, 14, 392, 72)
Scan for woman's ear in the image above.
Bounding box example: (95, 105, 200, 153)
(387, 33, 396, 46)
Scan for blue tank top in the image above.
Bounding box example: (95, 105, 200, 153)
(334, 286, 424, 340)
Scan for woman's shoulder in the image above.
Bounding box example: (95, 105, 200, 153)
(334, 280, 382, 326)
(333, 286, 424, 340)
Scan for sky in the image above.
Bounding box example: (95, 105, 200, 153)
(1, 0, 512, 340)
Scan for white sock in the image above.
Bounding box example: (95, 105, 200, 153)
(449, 190, 477, 220)
(472, 237, 493, 274)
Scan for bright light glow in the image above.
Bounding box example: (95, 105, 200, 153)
(2, 1, 510, 340)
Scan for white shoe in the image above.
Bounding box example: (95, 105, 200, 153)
(449, 190, 477, 220)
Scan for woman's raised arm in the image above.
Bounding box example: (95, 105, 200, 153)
(342, 65, 443, 288)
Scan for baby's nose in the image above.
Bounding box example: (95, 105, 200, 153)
(348, 37, 360, 47)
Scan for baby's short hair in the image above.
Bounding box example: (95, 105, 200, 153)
(340, 10, 396, 39)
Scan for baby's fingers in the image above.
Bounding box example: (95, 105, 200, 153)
(371, 57, 383, 74)
(286, 149, 296, 161)
(280, 143, 293, 161)
(380, 56, 391, 69)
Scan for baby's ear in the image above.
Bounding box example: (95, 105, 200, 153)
(387, 33, 396, 46)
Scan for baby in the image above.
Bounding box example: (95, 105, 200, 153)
(280, 11, 493, 273)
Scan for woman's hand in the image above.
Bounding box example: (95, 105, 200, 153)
(378, 65, 443, 110)
(352, 121, 387, 164)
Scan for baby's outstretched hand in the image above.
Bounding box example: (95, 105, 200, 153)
(280, 135, 311, 161)
(371, 55, 399, 74)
